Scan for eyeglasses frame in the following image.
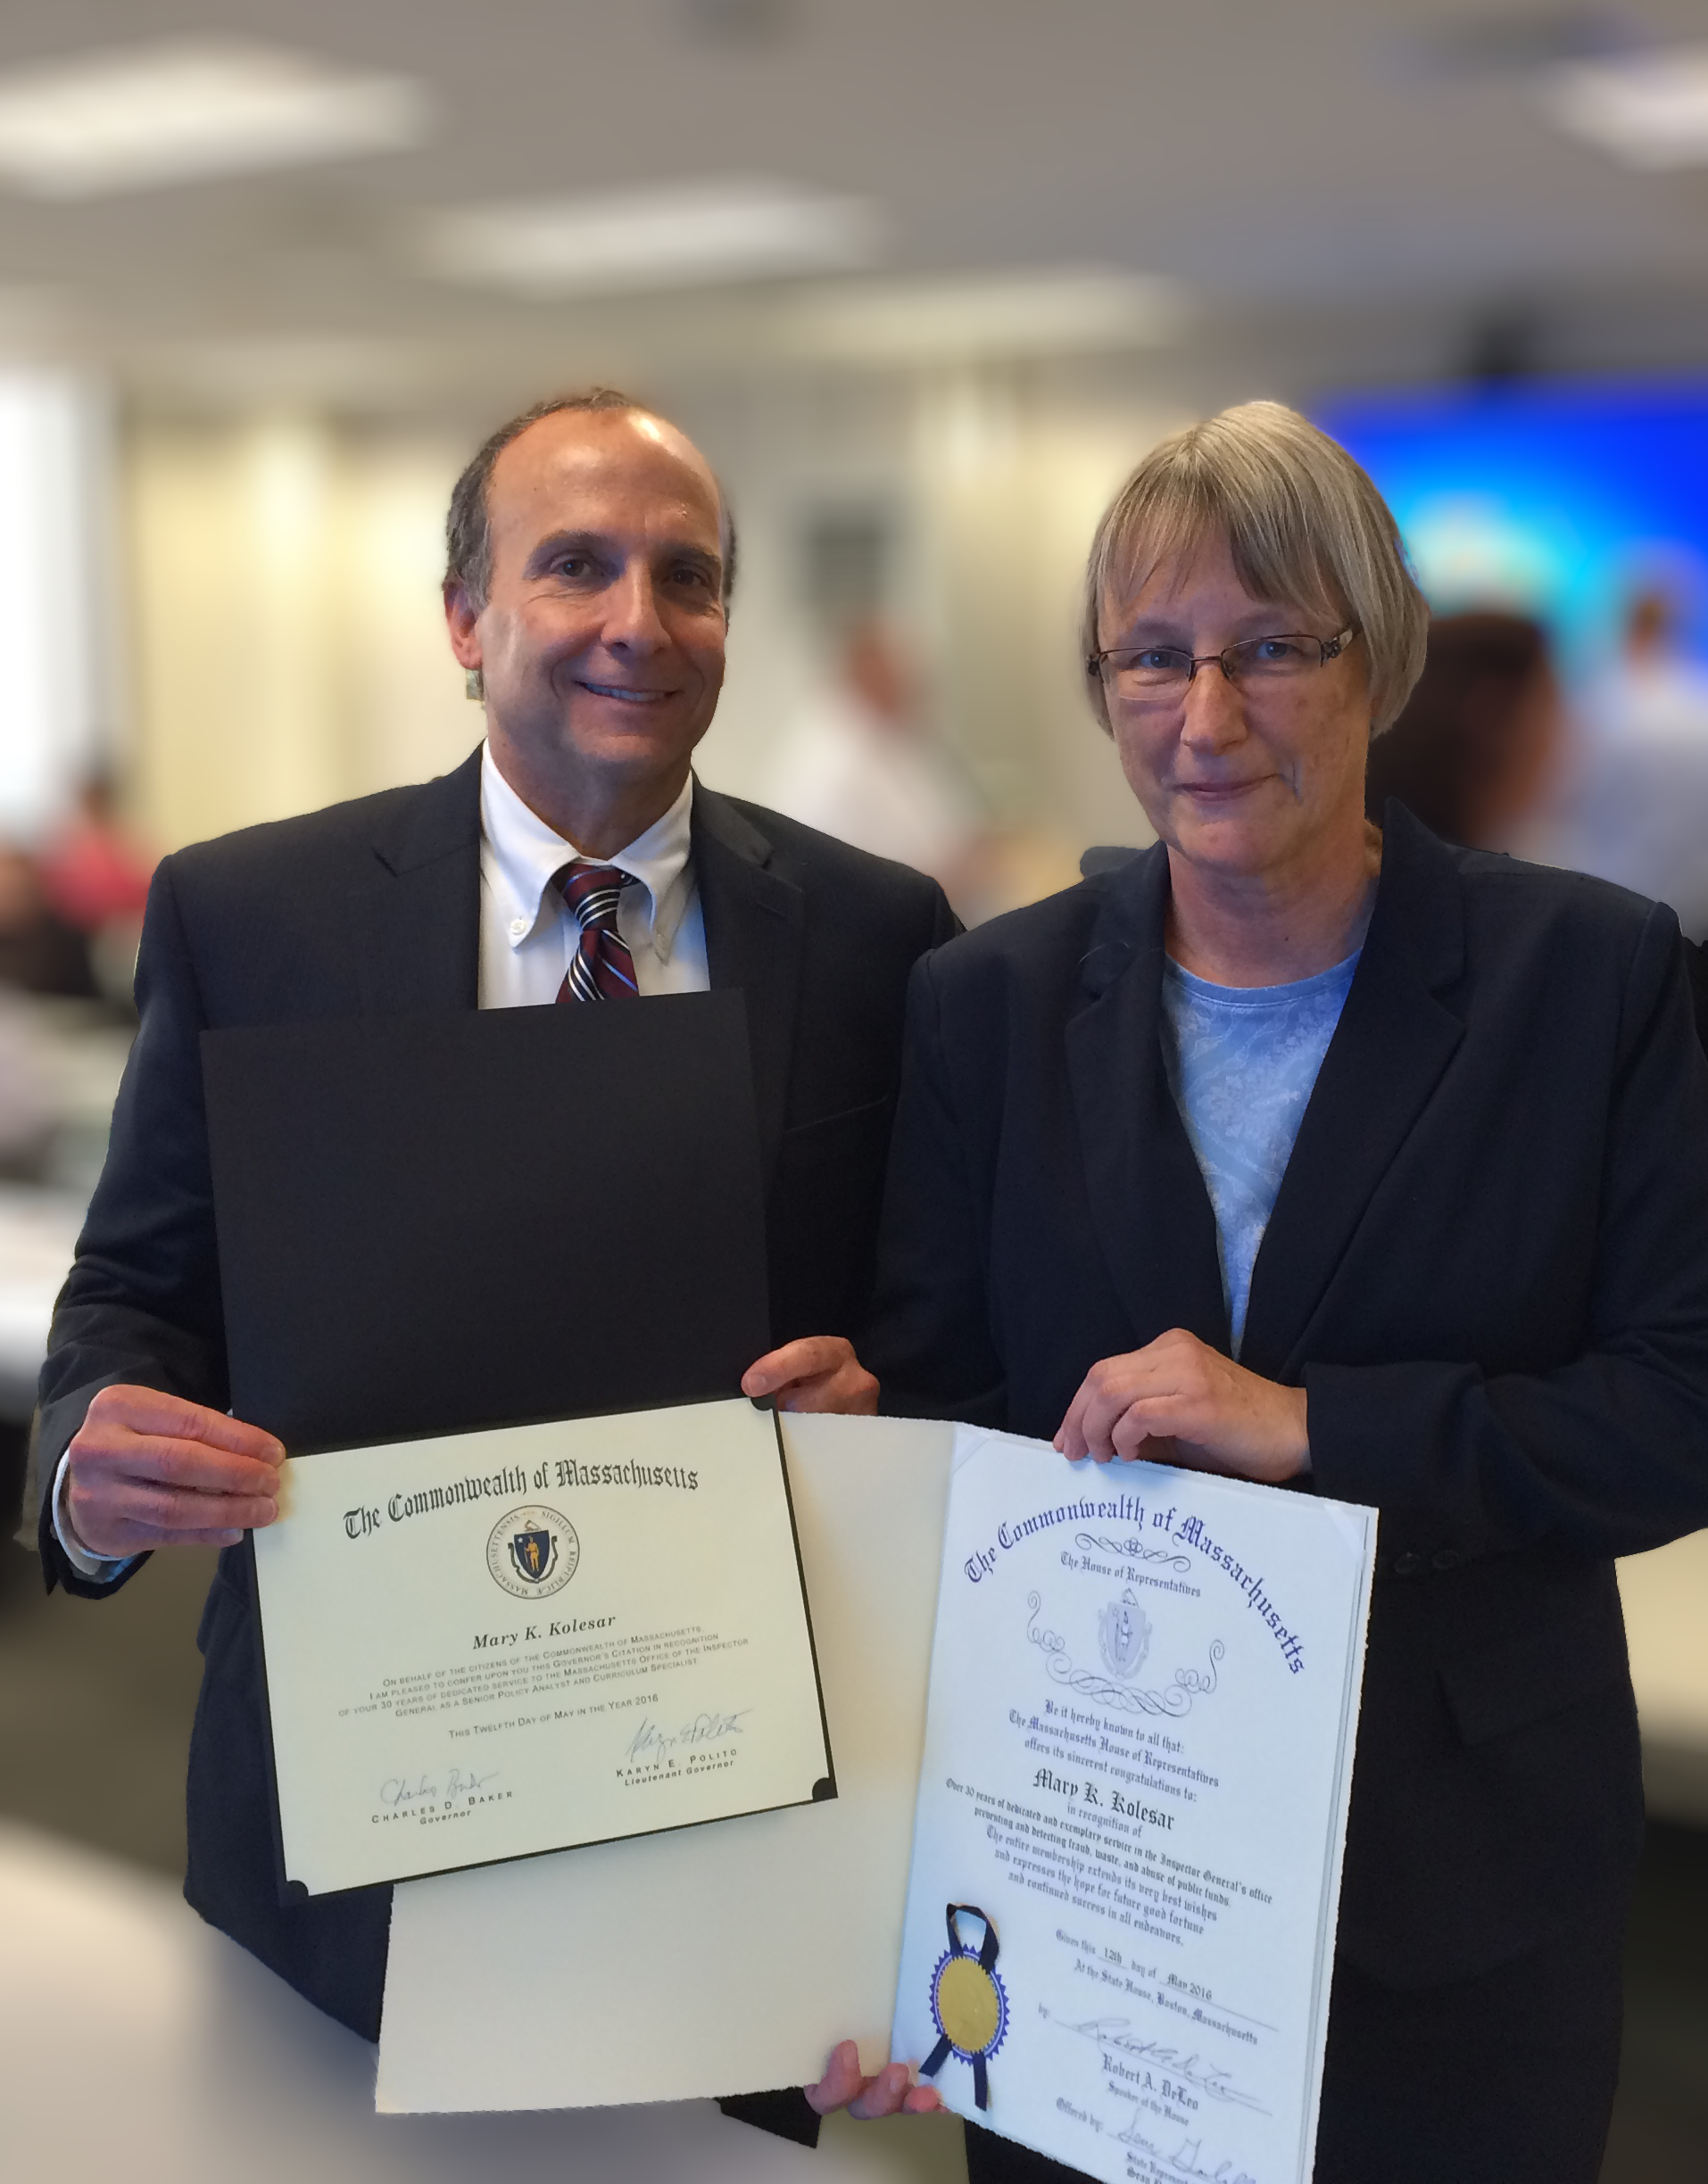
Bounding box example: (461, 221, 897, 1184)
(1086, 626, 1358, 690)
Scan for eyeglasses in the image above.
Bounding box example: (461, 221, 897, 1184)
(1087, 627, 1357, 697)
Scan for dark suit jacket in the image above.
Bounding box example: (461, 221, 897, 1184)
(36, 747, 955, 2039)
(867, 802, 1708, 1990)
(1684, 931, 1708, 1054)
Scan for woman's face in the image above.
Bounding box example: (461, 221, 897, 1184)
(1100, 534, 1373, 888)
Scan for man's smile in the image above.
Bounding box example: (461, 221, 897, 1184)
(576, 678, 675, 706)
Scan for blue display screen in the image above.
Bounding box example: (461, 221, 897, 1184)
(1312, 382, 1708, 675)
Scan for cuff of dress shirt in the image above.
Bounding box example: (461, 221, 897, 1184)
(51, 1449, 137, 1584)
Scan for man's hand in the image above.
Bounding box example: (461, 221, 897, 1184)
(741, 1336, 878, 1415)
(62, 1385, 286, 1558)
(1054, 1328, 1310, 1485)
(806, 2039, 943, 2120)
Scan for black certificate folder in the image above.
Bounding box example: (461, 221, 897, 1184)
(203, 992, 770, 1452)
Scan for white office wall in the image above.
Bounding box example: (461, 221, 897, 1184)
(0, 372, 115, 841)
(126, 418, 473, 851)
(339, 440, 485, 800)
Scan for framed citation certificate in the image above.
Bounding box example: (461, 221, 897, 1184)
(251, 1397, 833, 1899)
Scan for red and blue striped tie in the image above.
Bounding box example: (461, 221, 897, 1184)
(553, 863, 639, 1002)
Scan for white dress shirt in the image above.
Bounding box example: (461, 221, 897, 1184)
(54, 744, 710, 1578)
(477, 744, 707, 1005)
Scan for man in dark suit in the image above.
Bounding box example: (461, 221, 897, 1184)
(33, 389, 952, 2109)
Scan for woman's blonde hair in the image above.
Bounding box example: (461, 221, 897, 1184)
(1081, 400, 1429, 734)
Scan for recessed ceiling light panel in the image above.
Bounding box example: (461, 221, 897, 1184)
(1538, 45, 1708, 168)
(418, 178, 882, 297)
(780, 269, 1189, 363)
(0, 38, 430, 199)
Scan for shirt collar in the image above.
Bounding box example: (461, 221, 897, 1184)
(478, 746, 696, 963)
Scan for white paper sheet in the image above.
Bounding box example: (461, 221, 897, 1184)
(891, 1434, 1376, 2184)
(377, 1412, 956, 2113)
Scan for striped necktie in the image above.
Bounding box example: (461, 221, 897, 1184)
(553, 862, 640, 1002)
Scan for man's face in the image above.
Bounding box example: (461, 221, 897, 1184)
(448, 409, 727, 818)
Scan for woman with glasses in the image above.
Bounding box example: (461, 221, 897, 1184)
(768, 402, 1708, 2180)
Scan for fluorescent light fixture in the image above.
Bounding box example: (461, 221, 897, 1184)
(418, 178, 881, 297)
(0, 39, 429, 198)
(1538, 45, 1708, 167)
(779, 269, 1188, 363)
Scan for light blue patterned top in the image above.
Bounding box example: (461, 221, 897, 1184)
(1159, 951, 1360, 1357)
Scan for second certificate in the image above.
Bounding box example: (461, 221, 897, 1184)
(891, 1431, 1374, 2184)
(253, 1397, 833, 1897)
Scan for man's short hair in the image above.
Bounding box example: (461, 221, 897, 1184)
(1081, 400, 1429, 735)
(444, 387, 739, 614)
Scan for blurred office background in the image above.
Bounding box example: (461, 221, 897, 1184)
(4, 3, 1708, 2178)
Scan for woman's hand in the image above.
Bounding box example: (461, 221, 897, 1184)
(740, 1336, 878, 1414)
(1055, 1328, 1309, 1484)
(806, 2039, 943, 2120)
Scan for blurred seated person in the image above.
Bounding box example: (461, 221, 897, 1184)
(0, 979, 56, 1551)
(1594, 585, 1708, 744)
(1363, 611, 1559, 848)
(761, 616, 1085, 922)
(37, 774, 155, 1011)
(0, 846, 97, 1000)
(1548, 586, 1708, 939)
(0, 951, 61, 1556)
(761, 616, 983, 894)
(0, 984, 54, 1176)
(37, 772, 154, 934)
(1423, 595, 1708, 1050)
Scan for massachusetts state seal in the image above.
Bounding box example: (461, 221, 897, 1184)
(1098, 1589, 1152, 1682)
(486, 1506, 578, 1599)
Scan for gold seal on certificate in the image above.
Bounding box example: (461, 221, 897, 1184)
(922, 1903, 1007, 2111)
(253, 1398, 833, 1899)
(935, 1956, 1001, 2051)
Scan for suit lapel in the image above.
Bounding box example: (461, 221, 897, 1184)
(692, 784, 804, 1189)
(351, 747, 483, 1016)
(1065, 847, 1229, 1349)
(1240, 806, 1467, 1379)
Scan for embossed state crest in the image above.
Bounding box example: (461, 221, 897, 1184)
(486, 1506, 578, 1599)
(1098, 1589, 1151, 1682)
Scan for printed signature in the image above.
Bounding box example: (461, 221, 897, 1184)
(1053, 2015, 1265, 2112)
(625, 1709, 750, 1762)
(1116, 2114, 1260, 2184)
(379, 1767, 501, 1808)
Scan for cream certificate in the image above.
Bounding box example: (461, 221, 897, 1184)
(377, 1412, 957, 2113)
(891, 1430, 1375, 2184)
(252, 1397, 833, 1898)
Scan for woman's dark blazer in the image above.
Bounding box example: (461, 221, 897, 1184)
(866, 801, 1708, 1990)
